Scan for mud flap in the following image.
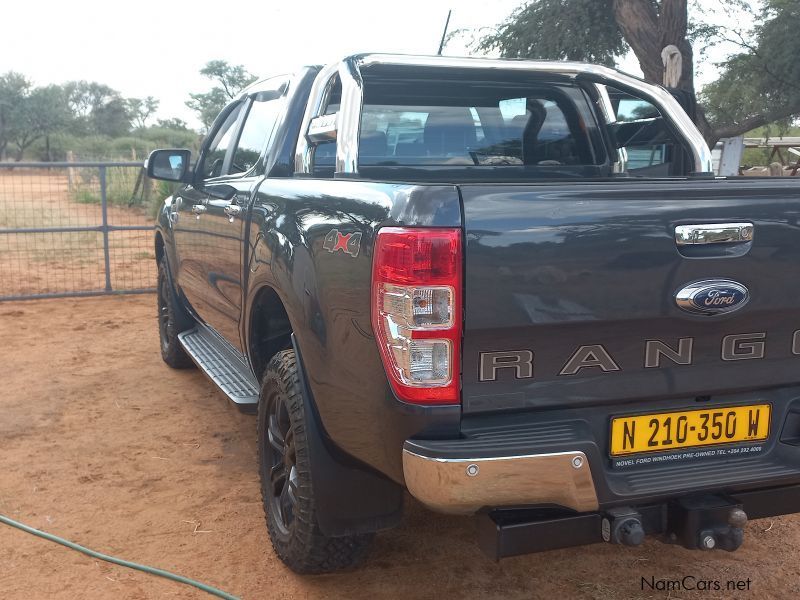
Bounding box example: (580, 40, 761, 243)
(291, 334, 404, 536)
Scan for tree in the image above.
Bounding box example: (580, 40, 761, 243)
(701, 0, 800, 139)
(186, 60, 257, 130)
(6, 84, 71, 161)
(91, 96, 130, 137)
(63, 80, 131, 136)
(475, 0, 800, 145)
(476, 0, 626, 66)
(0, 72, 31, 160)
(126, 96, 159, 129)
(155, 117, 190, 131)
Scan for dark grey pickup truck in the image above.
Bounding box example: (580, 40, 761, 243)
(148, 54, 800, 573)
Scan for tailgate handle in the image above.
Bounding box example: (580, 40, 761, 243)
(675, 223, 754, 246)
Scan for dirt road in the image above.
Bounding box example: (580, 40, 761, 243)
(1, 296, 798, 599)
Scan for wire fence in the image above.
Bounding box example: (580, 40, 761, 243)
(0, 161, 163, 301)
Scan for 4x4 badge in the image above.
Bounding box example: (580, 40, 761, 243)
(323, 229, 362, 258)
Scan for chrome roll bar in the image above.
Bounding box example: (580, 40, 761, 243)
(294, 54, 714, 177)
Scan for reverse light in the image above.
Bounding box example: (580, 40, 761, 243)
(372, 227, 462, 404)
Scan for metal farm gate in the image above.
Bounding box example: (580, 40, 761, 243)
(0, 161, 157, 301)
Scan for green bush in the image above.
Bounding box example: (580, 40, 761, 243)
(69, 165, 162, 217)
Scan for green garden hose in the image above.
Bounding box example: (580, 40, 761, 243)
(0, 514, 239, 600)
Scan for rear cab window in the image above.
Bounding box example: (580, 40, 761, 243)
(356, 72, 607, 176)
(309, 67, 693, 181)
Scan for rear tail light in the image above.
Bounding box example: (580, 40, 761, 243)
(372, 227, 462, 404)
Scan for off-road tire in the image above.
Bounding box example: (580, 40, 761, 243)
(258, 350, 373, 573)
(157, 256, 194, 369)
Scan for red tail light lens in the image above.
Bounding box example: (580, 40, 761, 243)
(372, 227, 462, 404)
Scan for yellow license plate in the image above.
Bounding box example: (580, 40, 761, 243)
(610, 404, 771, 456)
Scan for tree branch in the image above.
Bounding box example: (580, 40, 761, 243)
(712, 101, 800, 140)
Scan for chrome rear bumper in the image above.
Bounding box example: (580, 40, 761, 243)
(402, 448, 599, 515)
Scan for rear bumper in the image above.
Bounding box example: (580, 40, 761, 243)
(402, 385, 800, 514)
(402, 448, 599, 514)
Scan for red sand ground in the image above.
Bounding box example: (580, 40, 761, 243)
(1, 296, 799, 599)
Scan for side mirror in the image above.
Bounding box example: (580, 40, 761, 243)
(146, 149, 192, 182)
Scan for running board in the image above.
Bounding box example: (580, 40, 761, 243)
(178, 326, 259, 412)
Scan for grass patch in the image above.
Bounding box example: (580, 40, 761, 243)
(68, 165, 163, 216)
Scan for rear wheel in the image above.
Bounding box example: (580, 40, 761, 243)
(258, 350, 373, 573)
(157, 256, 194, 369)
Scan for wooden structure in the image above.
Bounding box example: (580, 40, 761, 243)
(743, 137, 800, 176)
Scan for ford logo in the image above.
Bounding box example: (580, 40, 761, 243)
(675, 279, 749, 316)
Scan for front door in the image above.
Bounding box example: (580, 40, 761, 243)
(174, 101, 246, 346)
(175, 87, 286, 351)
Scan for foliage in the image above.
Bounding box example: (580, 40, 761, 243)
(700, 0, 800, 139)
(1, 70, 201, 161)
(740, 124, 800, 168)
(126, 96, 160, 130)
(186, 87, 229, 132)
(70, 165, 166, 218)
(32, 125, 201, 162)
(475, 0, 800, 145)
(186, 60, 257, 131)
(0, 72, 32, 159)
(0, 78, 71, 160)
(476, 0, 627, 66)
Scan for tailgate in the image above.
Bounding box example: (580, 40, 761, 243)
(460, 178, 800, 414)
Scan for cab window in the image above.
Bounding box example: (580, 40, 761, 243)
(199, 104, 243, 180)
(230, 93, 284, 175)
(606, 88, 687, 176)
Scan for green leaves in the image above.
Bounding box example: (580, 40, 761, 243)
(186, 60, 258, 131)
(477, 0, 627, 66)
(701, 0, 800, 137)
(478, 0, 800, 144)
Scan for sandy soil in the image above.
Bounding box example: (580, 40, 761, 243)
(1, 296, 799, 600)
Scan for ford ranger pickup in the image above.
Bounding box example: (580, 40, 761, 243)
(147, 54, 800, 573)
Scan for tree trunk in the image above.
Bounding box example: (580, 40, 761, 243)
(612, 0, 663, 83)
(613, 0, 721, 144)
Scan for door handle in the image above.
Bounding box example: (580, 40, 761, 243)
(675, 223, 754, 246)
(224, 204, 242, 218)
(169, 196, 182, 224)
(191, 204, 207, 217)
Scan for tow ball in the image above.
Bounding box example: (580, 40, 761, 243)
(600, 495, 748, 551)
(665, 494, 748, 552)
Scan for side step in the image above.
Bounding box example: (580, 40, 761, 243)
(178, 326, 259, 412)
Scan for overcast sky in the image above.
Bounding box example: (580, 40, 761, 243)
(2, 0, 744, 129)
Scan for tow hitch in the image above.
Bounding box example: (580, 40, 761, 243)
(476, 486, 800, 560)
(664, 494, 747, 552)
(600, 495, 747, 551)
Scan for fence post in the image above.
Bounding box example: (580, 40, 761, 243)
(99, 166, 112, 292)
(67, 151, 74, 192)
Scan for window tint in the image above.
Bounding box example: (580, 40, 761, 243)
(354, 80, 601, 168)
(230, 96, 282, 175)
(200, 104, 243, 179)
(607, 88, 683, 176)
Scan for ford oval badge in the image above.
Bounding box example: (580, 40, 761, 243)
(675, 279, 749, 316)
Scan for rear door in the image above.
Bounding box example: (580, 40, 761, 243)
(460, 178, 800, 413)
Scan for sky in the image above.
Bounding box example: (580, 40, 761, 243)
(1, 0, 747, 129)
